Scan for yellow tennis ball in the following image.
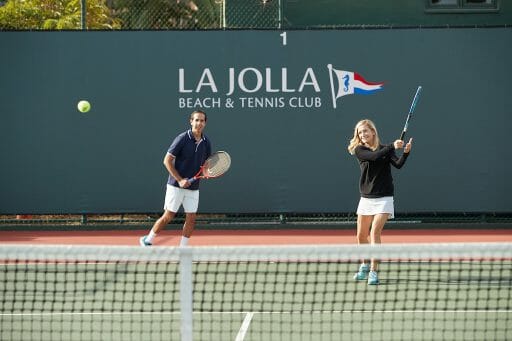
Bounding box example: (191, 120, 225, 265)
(77, 100, 91, 113)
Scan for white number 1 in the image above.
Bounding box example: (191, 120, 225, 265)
(280, 32, 287, 46)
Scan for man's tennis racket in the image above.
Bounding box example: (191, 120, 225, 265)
(400, 86, 422, 140)
(188, 151, 231, 183)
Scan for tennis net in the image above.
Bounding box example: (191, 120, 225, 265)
(0, 243, 511, 340)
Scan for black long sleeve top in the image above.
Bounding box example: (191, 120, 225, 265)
(354, 144, 409, 198)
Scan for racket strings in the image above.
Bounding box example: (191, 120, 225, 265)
(205, 153, 231, 177)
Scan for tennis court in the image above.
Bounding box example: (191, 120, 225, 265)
(2, 2, 512, 340)
(1, 242, 511, 340)
(1, 226, 511, 246)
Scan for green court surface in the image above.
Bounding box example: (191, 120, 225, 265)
(1, 260, 511, 340)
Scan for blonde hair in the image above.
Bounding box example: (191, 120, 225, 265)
(347, 119, 381, 155)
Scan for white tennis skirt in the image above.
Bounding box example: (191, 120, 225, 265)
(357, 196, 395, 219)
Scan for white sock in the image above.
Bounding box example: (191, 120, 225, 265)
(146, 230, 157, 243)
(180, 236, 189, 247)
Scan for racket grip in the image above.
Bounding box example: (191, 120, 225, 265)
(187, 178, 197, 184)
(399, 132, 405, 140)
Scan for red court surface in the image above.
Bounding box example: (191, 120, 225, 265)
(0, 228, 511, 246)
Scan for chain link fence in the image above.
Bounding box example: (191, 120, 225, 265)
(2, 0, 508, 30)
(109, 0, 281, 29)
(225, 0, 280, 29)
(109, 0, 223, 29)
(0, 0, 281, 30)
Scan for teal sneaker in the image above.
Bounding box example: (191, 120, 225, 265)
(368, 271, 379, 285)
(353, 263, 370, 281)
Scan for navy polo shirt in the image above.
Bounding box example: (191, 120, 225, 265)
(167, 129, 212, 190)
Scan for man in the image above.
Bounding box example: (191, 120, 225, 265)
(140, 110, 211, 247)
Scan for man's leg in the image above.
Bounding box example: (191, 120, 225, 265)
(180, 189, 199, 246)
(180, 213, 196, 246)
(140, 210, 175, 246)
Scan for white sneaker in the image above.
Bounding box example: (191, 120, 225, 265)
(139, 235, 152, 247)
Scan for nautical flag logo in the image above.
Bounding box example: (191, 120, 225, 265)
(328, 64, 384, 108)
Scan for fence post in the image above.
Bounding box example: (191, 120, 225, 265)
(81, 0, 86, 30)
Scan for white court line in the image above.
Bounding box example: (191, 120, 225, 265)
(235, 312, 254, 341)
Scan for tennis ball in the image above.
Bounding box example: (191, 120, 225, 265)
(77, 100, 91, 113)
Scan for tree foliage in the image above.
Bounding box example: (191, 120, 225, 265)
(110, 0, 221, 29)
(0, 0, 121, 29)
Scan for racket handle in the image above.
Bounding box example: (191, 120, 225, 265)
(400, 132, 405, 140)
(187, 178, 197, 184)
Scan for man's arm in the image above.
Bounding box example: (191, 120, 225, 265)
(163, 153, 190, 188)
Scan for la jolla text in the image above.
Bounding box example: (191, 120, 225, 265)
(178, 67, 323, 109)
(178, 96, 322, 109)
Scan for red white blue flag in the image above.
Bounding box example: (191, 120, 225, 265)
(328, 64, 384, 108)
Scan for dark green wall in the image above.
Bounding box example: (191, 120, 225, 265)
(1, 29, 511, 214)
(282, 0, 512, 27)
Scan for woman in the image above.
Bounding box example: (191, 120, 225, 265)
(347, 119, 412, 285)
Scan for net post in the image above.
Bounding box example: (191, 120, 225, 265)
(180, 247, 194, 341)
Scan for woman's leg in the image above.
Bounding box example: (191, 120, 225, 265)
(356, 214, 373, 245)
(369, 213, 390, 271)
(353, 214, 374, 280)
(357, 214, 374, 263)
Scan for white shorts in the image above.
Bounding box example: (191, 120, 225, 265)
(357, 196, 395, 219)
(164, 185, 200, 213)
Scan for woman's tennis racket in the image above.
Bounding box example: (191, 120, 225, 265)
(188, 151, 231, 183)
(400, 86, 422, 140)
